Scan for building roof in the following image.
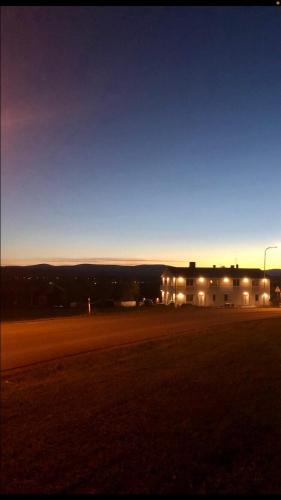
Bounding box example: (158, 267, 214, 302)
(162, 266, 268, 279)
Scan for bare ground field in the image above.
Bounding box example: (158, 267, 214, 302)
(1, 308, 281, 493)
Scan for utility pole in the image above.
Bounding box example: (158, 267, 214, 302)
(263, 246, 277, 306)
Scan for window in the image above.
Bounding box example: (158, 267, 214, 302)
(186, 294, 193, 302)
(255, 294, 259, 302)
(212, 294, 216, 302)
(186, 279, 193, 286)
(233, 279, 240, 286)
(224, 294, 228, 302)
(252, 279, 259, 287)
(209, 279, 219, 287)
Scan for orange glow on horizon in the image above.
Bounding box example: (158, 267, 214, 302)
(1, 246, 280, 269)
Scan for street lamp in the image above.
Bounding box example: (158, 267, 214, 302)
(263, 246, 278, 306)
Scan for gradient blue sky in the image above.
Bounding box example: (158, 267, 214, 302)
(2, 6, 281, 268)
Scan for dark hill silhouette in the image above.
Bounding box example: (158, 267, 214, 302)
(1, 264, 167, 280)
(267, 269, 281, 277)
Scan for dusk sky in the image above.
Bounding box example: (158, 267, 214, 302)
(2, 6, 281, 268)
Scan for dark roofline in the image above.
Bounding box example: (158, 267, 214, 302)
(162, 266, 269, 278)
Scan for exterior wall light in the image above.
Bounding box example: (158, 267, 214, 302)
(243, 278, 249, 283)
(178, 277, 184, 283)
(223, 277, 229, 283)
(198, 277, 205, 283)
(198, 291, 204, 296)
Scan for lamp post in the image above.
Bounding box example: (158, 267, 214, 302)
(263, 246, 277, 306)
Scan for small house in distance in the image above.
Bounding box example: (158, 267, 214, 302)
(161, 262, 270, 307)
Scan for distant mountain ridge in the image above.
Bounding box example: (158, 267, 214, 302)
(266, 269, 281, 277)
(1, 264, 167, 281)
(2, 264, 280, 279)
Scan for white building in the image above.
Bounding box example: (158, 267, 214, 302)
(161, 262, 270, 307)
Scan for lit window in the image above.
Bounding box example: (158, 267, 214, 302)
(210, 279, 219, 286)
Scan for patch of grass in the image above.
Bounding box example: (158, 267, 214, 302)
(1, 317, 281, 493)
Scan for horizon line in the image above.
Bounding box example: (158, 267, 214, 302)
(2, 262, 279, 271)
(2, 255, 279, 268)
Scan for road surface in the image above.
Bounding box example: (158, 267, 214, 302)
(2, 307, 281, 371)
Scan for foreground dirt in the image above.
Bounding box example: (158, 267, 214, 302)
(1, 312, 281, 494)
(2, 307, 281, 370)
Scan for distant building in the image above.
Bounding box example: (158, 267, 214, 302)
(161, 262, 270, 307)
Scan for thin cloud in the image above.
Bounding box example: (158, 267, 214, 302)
(2, 99, 89, 135)
(2, 106, 56, 131)
(2, 257, 185, 266)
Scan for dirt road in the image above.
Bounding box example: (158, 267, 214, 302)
(2, 307, 281, 370)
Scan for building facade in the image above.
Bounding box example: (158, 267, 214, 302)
(161, 262, 270, 307)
